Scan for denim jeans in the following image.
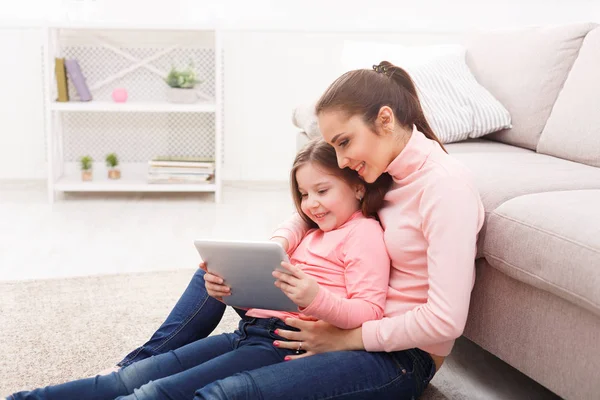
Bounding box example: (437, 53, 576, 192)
(194, 347, 435, 400)
(11, 268, 436, 399)
(118, 269, 246, 368)
(9, 318, 299, 400)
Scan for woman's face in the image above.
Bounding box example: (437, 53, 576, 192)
(318, 110, 394, 184)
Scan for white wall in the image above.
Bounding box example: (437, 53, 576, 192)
(0, 28, 47, 179)
(1, 1, 599, 182)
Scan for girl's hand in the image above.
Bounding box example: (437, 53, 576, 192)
(199, 262, 231, 302)
(274, 262, 319, 308)
(273, 318, 364, 360)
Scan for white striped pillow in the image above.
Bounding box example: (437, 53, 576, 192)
(340, 42, 512, 143)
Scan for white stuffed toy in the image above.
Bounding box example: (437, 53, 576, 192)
(291, 101, 321, 140)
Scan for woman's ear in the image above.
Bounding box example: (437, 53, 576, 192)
(355, 185, 366, 201)
(377, 106, 395, 135)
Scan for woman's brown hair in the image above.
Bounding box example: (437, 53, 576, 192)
(316, 60, 447, 153)
(290, 138, 393, 229)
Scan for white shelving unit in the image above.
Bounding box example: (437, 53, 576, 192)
(42, 24, 223, 202)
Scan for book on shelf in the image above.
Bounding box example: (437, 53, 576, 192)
(54, 58, 69, 102)
(147, 156, 215, 184)
(64, 59, 92, 101)
(147, 174, 214, 184)
(148, 156, 215, 170)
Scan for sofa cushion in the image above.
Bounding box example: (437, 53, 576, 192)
(446, 138, 532, 154)
(465, 23, 596, 150)
(447, 140, 600, 256)
(537, 27, 600, 168)
(448, 142, 600, 212)
(483, 190, 600, 317)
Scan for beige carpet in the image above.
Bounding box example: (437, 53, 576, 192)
(0, 269, 559, 399)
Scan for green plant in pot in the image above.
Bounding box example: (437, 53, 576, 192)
(80, 155, 93, 181)
(165, 64, 203, 104)
(105, 152, 120, 180)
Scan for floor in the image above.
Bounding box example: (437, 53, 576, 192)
(0, 180, 294, 281)
(0, 180, 560, 399)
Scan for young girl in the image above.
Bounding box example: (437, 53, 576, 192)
(8, 139, 393, 400)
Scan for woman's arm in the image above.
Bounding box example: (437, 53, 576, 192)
(361, 176, 484, 352)
(271, 212, 310, 255)
(299, 221, 390, 329)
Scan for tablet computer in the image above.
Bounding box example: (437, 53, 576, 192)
(194, 239, 299, 312)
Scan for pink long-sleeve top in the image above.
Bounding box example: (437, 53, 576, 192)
(272, 127, 485, 357)
(246, 211, 390, 329)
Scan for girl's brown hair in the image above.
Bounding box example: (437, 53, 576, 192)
(316, 60, 447, 153)
(290, 138, 393, 229)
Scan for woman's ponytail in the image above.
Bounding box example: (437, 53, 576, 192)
(377, 61, 447, 153)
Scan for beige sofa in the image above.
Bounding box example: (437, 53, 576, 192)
(295, 23, 600, 400)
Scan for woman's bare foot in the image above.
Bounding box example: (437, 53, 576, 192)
(97, 365, 120, 375)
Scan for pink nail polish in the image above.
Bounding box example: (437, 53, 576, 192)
(274, 341, 280, 347)
(284, 356, 291, 361)
(274, 329, 279, 335)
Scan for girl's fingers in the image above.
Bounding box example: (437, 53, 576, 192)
(205, 280, 231, 295)
(272, 269, 299, 287)
(204, 272, 225, 285)
(198, 261, 208, 272)
(280, 262, 306, 279)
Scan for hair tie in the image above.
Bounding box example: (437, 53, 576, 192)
(372, 64, 392, 77)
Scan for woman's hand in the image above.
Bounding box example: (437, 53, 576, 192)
(199, 261, 231, 302)
(273, 318, 365, 360)
(273, 262, 319, 308)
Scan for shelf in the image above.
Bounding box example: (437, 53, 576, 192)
(50, 101, 216, 113)
(54, 163, 216, 193)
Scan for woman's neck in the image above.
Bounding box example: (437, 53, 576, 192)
(388, 125, 413, 161)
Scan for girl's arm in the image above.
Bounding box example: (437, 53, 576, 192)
(361, 176, 484, 353)
(300, 220, 390, 329)
(271, 212, 310, 256)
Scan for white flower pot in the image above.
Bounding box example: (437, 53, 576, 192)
(166, 87, 198, 104)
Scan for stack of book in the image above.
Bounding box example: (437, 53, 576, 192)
(147, 157, 215, 184)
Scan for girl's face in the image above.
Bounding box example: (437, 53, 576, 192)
(318, 110, 395, 184)
(295, 162, 364, 232)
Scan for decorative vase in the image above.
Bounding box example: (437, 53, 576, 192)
(112, 88, 128, 103)
(166, 87, 198, 104)
(82, 170, 93, 181)
(108, 168, 121, 180)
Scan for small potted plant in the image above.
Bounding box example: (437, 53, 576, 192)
(105, 152, 120, 180)
(165, 64, 203, 104)
(80, 155, 93, 181)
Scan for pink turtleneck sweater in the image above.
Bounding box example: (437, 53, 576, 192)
(272, 127, 485, 357)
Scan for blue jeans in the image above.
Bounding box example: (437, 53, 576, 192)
(116, 268, 436, 399)
(9, 318, 299, 400)
(118, 269, 246, 367)
(196, 347, 436, 400)
(11, 268, 436, 399)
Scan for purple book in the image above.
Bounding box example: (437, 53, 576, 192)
(64, 59, 92, 101)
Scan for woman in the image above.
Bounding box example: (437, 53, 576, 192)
(116, 60, 484, 399)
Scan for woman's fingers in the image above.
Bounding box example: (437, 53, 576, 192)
(273, 328, 302, 342)
(284, 351, 313, 361)
(198, 261, 208, 272)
